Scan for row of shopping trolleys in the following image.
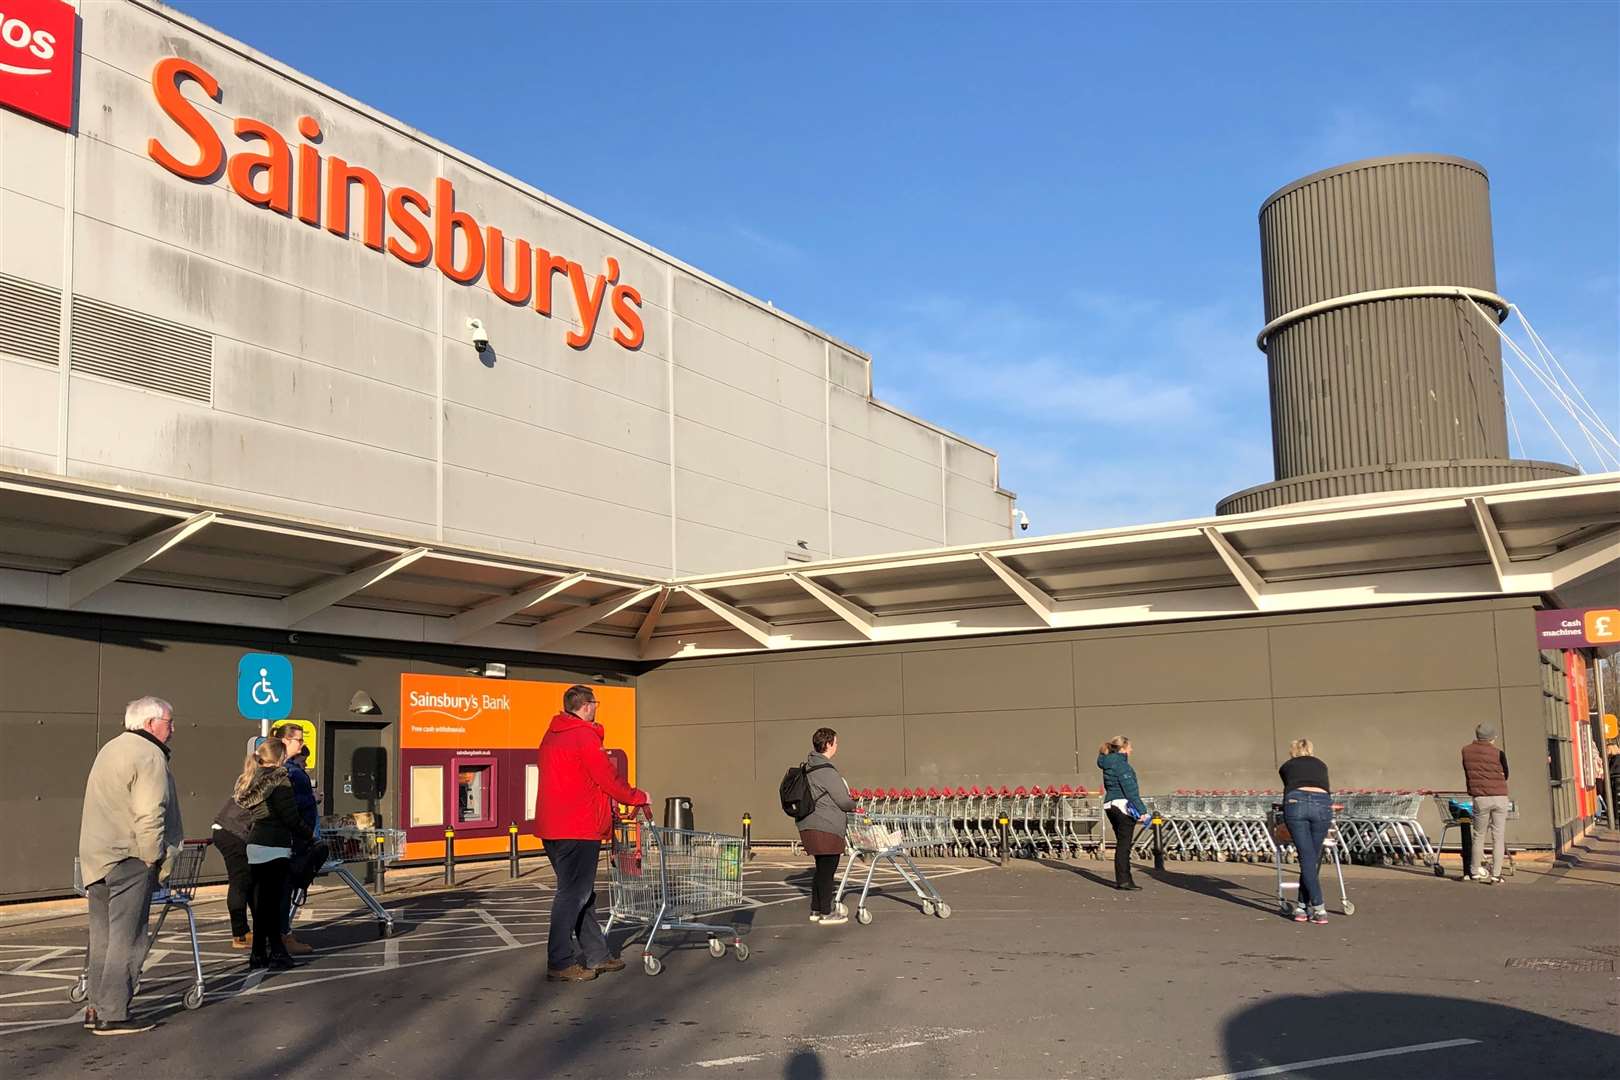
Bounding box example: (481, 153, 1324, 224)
(843, 786, 1451, 868)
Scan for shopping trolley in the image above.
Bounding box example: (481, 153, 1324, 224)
(1269, 804, 1354, 917)
(1428, 794, 1518, 879)
(288, 823, 406, 937)
(606, 810, 750, 976)
(834, 812, 952, 925)
(69, 840, 211, 1012)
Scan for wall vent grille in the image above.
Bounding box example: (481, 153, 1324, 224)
(0, 273, 62, 366)
(71, 295, 213, 403)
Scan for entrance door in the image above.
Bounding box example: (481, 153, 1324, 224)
(324, 721, 390, 825)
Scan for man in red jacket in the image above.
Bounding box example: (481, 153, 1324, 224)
(536, 685, 649, 982)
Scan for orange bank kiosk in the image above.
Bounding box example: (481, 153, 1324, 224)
(398, 674, 636, 860)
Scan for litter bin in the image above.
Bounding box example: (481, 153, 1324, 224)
(664, 796, 694, 831)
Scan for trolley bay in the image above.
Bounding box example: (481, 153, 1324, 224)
(1, 838, 1615, 1079)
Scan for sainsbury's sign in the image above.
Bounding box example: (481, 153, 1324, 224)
(147, 57, 645, 351)
(0, 0, 76, 130)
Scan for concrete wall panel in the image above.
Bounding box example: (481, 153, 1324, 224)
(753, 653, 904, 722)
(1075, 699, 1277, 790)
(637, 663, 755, 728)
(903, 641, 1073, 714)
(905, 707, 1075, 780)
(1268, 610, 1500, 696)
(0, 190, 65, 286)
(0, 109, 68, 207)
(675, 418, 826, 510)
(0, 359, 59, 462)
(1271, 688, 1502, 790)
(1074, 629, 1271, 705)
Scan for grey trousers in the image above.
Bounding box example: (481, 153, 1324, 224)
(86, 857, 155, 1021)
(1471, 795, 1510, 878)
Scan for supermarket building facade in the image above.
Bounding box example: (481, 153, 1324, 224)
(1, 1, 1615, 897)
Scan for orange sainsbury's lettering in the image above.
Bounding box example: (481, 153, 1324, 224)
(148, 58, 224, 181)
(611, 283, 645, 350)
(486, 227, 533, 306)
(144, 57, 643, 351)
(386, 187, 432, 265)
(325, 157, 386, 252)
(226, 117, 291, 213)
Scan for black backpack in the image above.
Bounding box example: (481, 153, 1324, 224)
(779, 762, 833, 821)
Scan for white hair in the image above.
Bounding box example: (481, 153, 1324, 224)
(124, 696, 174, 731)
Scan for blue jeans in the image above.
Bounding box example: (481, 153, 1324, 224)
(1283, 791, 1333, 910)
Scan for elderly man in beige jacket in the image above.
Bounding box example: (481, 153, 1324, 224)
(78, 696, 184, 1035)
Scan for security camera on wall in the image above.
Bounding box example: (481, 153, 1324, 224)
(1013, 509, 1030, 531)
(467, 317, 490, 353)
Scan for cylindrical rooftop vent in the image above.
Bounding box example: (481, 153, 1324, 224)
(1217, 154, 1574, 515)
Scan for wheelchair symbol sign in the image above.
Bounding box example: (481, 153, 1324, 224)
(237, 653, 292, 721)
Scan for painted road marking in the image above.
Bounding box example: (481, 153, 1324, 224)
(11, 947, 73, 973)
(1191, 1038, 1482, 1080)
(694, 1054, 766, 1068)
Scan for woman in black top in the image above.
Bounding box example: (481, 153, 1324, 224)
(1279, 738, 1332, 925)
(233, 738, 314, 969)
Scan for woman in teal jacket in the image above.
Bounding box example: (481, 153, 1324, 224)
(1097, 736, 1148, 890)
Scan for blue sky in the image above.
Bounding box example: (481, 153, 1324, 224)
(175, 0, 1618, 536)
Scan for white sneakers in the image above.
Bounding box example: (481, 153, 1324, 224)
(819, 913, 849, 925)
(808, 913, 821, 922)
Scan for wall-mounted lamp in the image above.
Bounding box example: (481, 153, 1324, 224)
(348, 690, 381, 715)
(482, 662, 507, 679)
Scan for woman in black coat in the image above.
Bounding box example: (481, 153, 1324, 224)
(232, 738, 314, 970)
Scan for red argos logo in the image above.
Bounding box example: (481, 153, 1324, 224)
(0, 0, 77, 130)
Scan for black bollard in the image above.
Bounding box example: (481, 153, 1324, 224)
(741, 813, 753, 862)
(1152, 817, 1166, 872)
(997, 815, 1010, 867)
(508, 823, 520, 878)
(444, 828, 456, 886)
(373, 832, 388, 895)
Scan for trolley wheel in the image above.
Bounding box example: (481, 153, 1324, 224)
(642, 954, 662, 976)
(734, 942, 750, 962)
(1341, 901, 1356, 916)
(708, 938, 726, 959)
(856, 907, 874, 925)
(921, 900, 936, 917)
(834, 902, 848, 917)
(68, 979, 88, 1004)
(1278, 900, 1293, 916)
(936, 903, 951, 919)
(1433, 864, 1446, 877)
(379, 922, 392, 939)
(183, 985, 204, 1011)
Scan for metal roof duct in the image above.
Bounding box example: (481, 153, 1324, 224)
(1218, 154, 1575, 515)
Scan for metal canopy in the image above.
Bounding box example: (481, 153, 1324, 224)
(0, 466, 1615, 662)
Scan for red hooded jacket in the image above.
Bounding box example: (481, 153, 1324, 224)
(534, 711, 648, 841)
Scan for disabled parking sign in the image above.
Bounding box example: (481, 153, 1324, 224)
(237, 652, 292, 721)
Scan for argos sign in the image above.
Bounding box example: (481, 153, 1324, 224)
(148, 57, 645, 351)
(0, 0, 77, 130)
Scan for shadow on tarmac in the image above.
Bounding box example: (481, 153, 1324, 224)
(1221, 992, 1620, 1079)
(1142, 867, 1281, 914)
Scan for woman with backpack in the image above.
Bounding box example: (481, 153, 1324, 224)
(1097, 735, 1148, 891)
(232, 737, 314, 970)
(795, 727, 857, 925)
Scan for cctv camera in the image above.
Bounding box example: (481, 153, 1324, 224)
(467, 317, 490, 353)
(1013, 509, 1030, 531)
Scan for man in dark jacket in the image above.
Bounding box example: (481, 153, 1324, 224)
(271, 723, 327, 955)
(1461, 723, 1510, 883)
(535, 685, 649, 983)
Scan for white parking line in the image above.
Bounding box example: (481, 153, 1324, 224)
(474, 909, 522, 948)
(1191, 1038, 1482, 1080)
(11, 947, 73, 973)
(694, 1054, 765, 1068)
